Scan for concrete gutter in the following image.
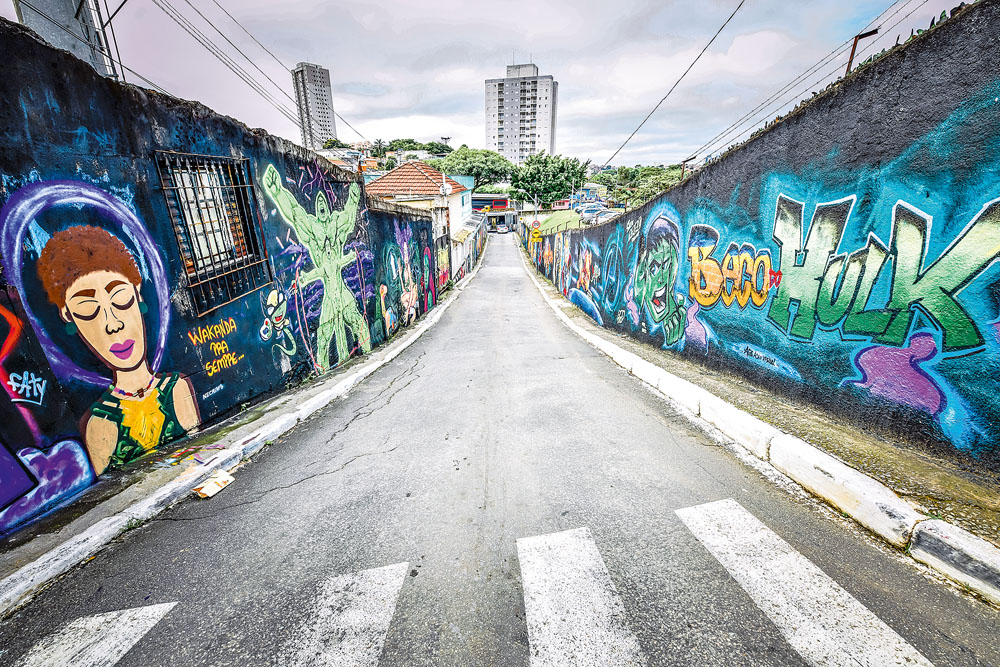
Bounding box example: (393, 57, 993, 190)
(516, 237, 1000, 608)
(0, 239, 489, 619)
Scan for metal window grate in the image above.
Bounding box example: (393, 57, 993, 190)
(156, 151, 272, 316)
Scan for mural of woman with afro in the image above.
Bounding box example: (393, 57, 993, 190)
(37, 226, 200, 474)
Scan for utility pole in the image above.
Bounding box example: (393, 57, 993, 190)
(846, 28, 879, 76)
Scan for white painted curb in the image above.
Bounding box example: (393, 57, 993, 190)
(0, 242, 489, 619)
(516, 236, 1000, 606)
(909, 520, 1000, 606)
(769, 434, 922, 547)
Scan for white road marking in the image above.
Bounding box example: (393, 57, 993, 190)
(517, 527, 646, 666)
(15, 602, 176, 667)
(675, 498, 933, 667)
(286, 562, 409, 667)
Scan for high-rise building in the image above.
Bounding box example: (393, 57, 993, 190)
(292, 62, 337, 151)
(485, 63, 558, 165)
(14, 0, 116, 77)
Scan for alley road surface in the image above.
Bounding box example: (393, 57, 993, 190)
(2, 234, 999, 667)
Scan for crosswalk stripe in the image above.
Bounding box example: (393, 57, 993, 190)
(283, 561, 409, 667)
(14, 602, 177, 667)
(675, 498, 934, 667)
(517, 527, 647, 666)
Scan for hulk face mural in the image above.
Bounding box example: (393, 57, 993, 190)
(263, 164, 371, 370)
(634, 214, 686, 347)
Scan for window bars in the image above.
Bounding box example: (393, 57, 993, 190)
(156, 151, 272, 316)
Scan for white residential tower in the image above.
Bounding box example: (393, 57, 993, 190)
(292, 62, 338, 150)
(485, 63, 558, 164)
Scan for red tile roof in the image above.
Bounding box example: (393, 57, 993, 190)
(366, 161, 468, 198)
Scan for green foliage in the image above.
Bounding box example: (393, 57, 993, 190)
(510, 152, 590, 206)
(372, 139, 387, 157)
(423, 141, 454, 155)
(475, 184, 510, 194)
(322, 138, 351, 149)
(432, 147, 515, 191)
(379, 157, 397, 170)
(387, 138, 424, 152)
(593, 164, 683, 207)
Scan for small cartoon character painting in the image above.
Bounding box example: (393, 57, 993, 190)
(37, 226, 200, 474)
(259, 287, 297, 358)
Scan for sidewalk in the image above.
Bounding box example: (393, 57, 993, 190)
(0, 241, 488, 617)
(518, 238, 1000, 607)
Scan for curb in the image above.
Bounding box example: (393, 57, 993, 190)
(0, 241, 489, 619)
(516, 236, 1000, 607)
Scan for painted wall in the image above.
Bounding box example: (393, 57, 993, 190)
(526, 0, 1000, 465)
(0, 19, 439, 536)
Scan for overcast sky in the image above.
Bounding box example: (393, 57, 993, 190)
(2, 0, 959, 165)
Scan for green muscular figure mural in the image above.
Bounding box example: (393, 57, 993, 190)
(263, 164, 371, 370)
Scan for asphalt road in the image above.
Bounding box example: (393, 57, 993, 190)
(2, 233, 998, 666)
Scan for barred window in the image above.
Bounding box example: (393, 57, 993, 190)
(156, 151, 272, 316)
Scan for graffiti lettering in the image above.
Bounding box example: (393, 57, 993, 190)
(768, 195, 1000, 351)
(688, 225, 775, 310)
(187, 317, 238, 346)
(7, 371, 46, 406)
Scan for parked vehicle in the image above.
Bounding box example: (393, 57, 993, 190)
(497, 223, 509, 234)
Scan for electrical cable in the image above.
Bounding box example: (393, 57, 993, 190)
(601, 0, 746, 167)
(689, 0, 914, 161)
(691, 0, 929, 161)
(207, 0, 368, 141)
(151, 0, 302, 127)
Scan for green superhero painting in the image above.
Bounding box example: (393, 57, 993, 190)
(263, 164, 371, 370)
(634, 213, 686, 347)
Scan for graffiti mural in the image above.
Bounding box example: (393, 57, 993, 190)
(263, 164, 371, 371)
(527, 80, 1000, 460)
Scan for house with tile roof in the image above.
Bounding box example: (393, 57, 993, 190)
(367, 161, 475, 290)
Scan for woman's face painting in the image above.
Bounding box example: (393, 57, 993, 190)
(62, 270, 148, 371)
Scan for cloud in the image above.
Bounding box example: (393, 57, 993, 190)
(0, 0, 962, 165)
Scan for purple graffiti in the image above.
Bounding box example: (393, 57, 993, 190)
(684, 302, 709, 353)
(0, 181, 170, 386)
(343, 241, 375, 303)
(0, 439, 94, 535)
(846, 332, 944, 416)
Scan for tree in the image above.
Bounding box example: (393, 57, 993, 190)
(372, 139, 387, 157)
(379, 157, 397, 170)
(387, 138, 424, 152)
(430, 146, 514, 191)
(323, 138, 351, 149)
(423, 141, 454, 155)
(510, 152, 589, 206)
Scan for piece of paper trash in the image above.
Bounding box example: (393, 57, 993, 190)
(193, 470, 235, 498)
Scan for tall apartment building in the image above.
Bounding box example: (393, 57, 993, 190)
(292, 62, 337, 150)
(14, 0, 116, 77)
(485, 63, 558, 164)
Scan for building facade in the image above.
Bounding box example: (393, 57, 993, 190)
(13, 0, 115, 77)
(292, 62, 338, 150)
(485, 63, 558, 165)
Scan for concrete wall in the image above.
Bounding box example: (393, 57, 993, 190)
(0, 19, 440, 535)
(526, 0, 1000, 466)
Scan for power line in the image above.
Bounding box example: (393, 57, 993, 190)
(208, 0, 289, 71)
(690, 0, 913, 161)
(151, 0, 301, 127)
(602, 0, 746, 167)
(17, 0, 170, 94)
(207, 0, 368, 142)
(691, 0, 929, 163)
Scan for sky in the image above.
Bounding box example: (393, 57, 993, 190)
(1, 0, 960, 166)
